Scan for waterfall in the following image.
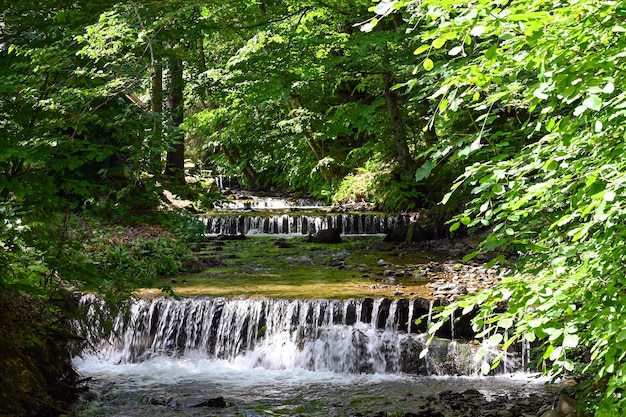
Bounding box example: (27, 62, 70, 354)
(79, 295, 519, 376)
(202, 213, 419, 236)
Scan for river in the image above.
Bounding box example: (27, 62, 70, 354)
(74, 195, 550, 416)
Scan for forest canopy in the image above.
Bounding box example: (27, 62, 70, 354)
(2, 0, 626, 414)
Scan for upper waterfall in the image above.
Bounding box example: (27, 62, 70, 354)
(202, 212, 418, 236)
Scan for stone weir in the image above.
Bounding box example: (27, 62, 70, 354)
(79, 296, 519, 376)
(201, 212, 418, 236)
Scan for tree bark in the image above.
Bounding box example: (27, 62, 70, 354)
(220, 144, 259, 187)
(151, 59, 163, 168)
(165, 56, 185, 182)
(382, 47, 414, 176)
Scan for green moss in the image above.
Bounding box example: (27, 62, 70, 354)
(147, 236, 438, 299)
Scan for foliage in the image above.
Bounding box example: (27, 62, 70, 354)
(365, 0, 626, 413)
(181, 1, 432, 204)
(6, 0, 626, 412)
(332, 168, 376, 205)
(0, 291, 82, 417)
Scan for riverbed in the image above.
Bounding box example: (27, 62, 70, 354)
(75, 355, 549, 417)
(74, 199, 548, 417)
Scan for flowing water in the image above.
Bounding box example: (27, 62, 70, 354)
(202, 190, 418, 236)
(202, 212, 419, 236)
(75, 193, 546, 416)
(74, 296, 546, 417)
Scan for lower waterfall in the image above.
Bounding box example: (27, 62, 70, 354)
(74, 295, 550, 417)
(78, 295, 516, 376)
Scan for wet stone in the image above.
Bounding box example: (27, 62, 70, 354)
(147, 393, 173, 406)
(187, 396, 228, 408)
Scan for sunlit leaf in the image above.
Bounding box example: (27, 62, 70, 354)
(583, 95, 603, 111)
(449, 46, 463, 56)
(563, 334, 579, 348)
(470, 26, 486, 37)
(432, 37, 446, 49)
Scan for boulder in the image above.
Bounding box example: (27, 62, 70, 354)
(217, 233, 246, 241)
(308, 227, 342, 243)
(384, 222, 434, 243)
(273, 238, 295, 248)
(188, 396, 228, 408)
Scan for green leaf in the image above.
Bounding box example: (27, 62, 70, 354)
(462, 250, 481, 262)
(604, 190, 616, 202)
(448, 46, 463, 56)
(563, 359, 574, 372)
(374, 1, 394, 15)
(524, 332, 536, 343)
(583, 95, 603, 111)
(480, 361, 491, 375)
(415, 160, 435, 181)
(414, 44, 430, 55)
(498, 317, 514, 329)
(423, 58, 434, 71)
(432, 37, 446, 49)
(602, 82, 615, 94)
(549, 346, 563, 361)
(563, 334, 579, 348)
(470, 26, 486, 37)
(419, 348, 429, 359)
(441, 191, 453, 205)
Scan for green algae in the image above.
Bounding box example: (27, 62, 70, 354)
(145, 236, 439, 299)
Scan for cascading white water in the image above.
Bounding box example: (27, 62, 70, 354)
(202, 213, 419, 236)
(73, 296, 548, 417)
(215, 196, 327, 210)
(79, 295, 518, 376)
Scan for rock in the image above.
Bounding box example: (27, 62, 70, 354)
(368, 241, 396, 251)
(377, 259, 392, 267)
(217, 233, 246, 240)
(188, 396, 227, 408)
(557, 394, 578, 416)
(328, 258, 345, 267)
(384, 222, 434, 243)
(308, 227, 342, 243)
(540, 411, 562, 417)
(147, 393, 173, 406)
(403, 408, 444, 417)
(273, 239, 295, 248)
(540, 394, 579, 417)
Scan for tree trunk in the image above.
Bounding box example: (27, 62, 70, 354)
(220, 144, 259, 188)
(382, 47, 414, 176)
(165, 56, 185, 182)
(151, 59, 163, 169)
(288, 93, 326, 162)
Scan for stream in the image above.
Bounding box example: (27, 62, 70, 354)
(74, 193, 552, 417)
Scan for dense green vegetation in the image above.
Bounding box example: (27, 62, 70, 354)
(2, 0, 626, 415)
(367, 0, 626, 415)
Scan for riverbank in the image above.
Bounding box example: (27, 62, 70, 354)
(0, 291, 81, 417)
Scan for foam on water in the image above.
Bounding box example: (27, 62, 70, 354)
(74, 354, 547, 417)
(74, 296, 546, 416)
